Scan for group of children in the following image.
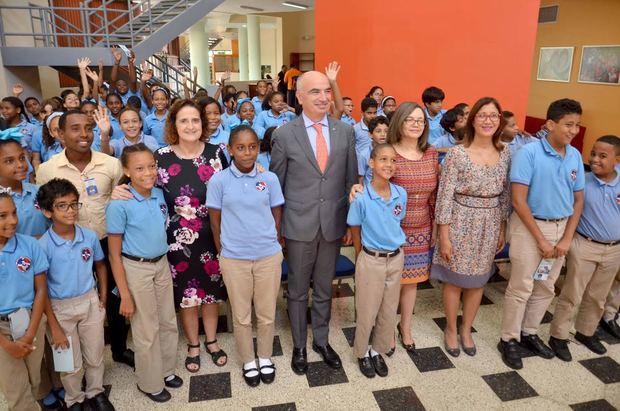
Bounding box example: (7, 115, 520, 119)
(1, 53, 619, 408)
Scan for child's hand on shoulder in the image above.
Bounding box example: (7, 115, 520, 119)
(5, 340, 35, 359)
(349, 184, 363, 203)
(50, 324, 69, 350)
(111, 184, 133, 201)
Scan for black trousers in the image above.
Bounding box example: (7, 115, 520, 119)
(100, 237, 129, 356)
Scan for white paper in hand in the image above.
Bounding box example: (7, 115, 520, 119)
(53, 336, 74, 372)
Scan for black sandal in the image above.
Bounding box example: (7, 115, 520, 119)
(185, 343, 201, 373)
(205, 339, 227, 367)
(259, 363, 276, 384)
(242, 366, 260, 387)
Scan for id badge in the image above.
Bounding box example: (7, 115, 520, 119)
(84, 177, 98, 196)
(533, 258, 555, 281)
(8, 307, 30, 341)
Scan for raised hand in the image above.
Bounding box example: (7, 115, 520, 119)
(85, 67, 99, 83)
(93, 105, 111, 137)
(141, 68, 153, 83)
(220, 70, 231, 83)
(325, 61, 340, 82)
(111, 47, 122, 64)
(127, 50, 136, 65)
(77, 57, 91, 70)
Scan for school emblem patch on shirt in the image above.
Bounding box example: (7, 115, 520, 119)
(393, 204, 402, 216)
(160, 203, 168, 216)
(16, 256, 32, 272)
(81, 247, 92, 262)
(256, 181, 266, 192)
(616, 194, 620, 205)
(570, 169, 577, 181)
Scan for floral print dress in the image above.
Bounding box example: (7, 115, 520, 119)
(156, 143, 228, 308)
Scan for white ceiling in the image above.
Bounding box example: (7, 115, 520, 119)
(214, 0, 314, 14)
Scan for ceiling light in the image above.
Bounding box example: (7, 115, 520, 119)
(282, 2, 309, 10)
(240, 5, 264, 12)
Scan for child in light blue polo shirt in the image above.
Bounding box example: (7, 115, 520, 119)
(0, 191, 49, 411)
(254, 92, 296, 130)
(0, 136, 48, 237)
(354, 98, 378, 155)
(500, 98, 585, 371)
(100, 108, 159, 158)
(347, 143, 407, 379)
(433, 107, 466, 164)
(358, 116, 389, 185)
(206, 125, 284, 388)
(36, 178, 114, 409)
(143, 89, 170, 148)
(422, 86, 447, 145)
(341, 97, 356, 126)
(500, 110, 537, 155)
(251, 80, 268, 114)
(221, 93, 238, 131)
(105, 143, 181, 402)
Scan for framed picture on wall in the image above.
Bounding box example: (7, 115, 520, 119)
(578, 45, 620, 85)
(537, 47, 574, 82)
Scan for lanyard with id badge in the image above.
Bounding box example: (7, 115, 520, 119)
(84, 176, 98, 196)
(533, 258, 555, 281)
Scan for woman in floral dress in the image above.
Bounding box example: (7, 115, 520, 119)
(156, 99, 228, 372)
(431, 97, 511, 357)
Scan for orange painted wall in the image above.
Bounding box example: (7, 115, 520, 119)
(314, 1, 540, 123)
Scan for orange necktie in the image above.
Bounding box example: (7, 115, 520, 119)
(312, 123, 328, 172)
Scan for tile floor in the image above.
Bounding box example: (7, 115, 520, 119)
(2, 262, 619, 410)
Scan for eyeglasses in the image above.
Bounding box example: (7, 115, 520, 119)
(54, 202, 82, 211)
(475, 113, 501, 122)
(404, 117, 426, 126)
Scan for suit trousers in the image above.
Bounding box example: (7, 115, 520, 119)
(100, 238, 129, 357)
(286, 230, 341, 348)
(50, 289, 105, 407)
(501, 213, 567, 341)
(220, 252, 283, 363)
(122, 256, 178, 394)
(603, 267, 620, 322)
(353, 250, 403, 358)
(551, 236, 620, 339)
(0, 316, 46, 411)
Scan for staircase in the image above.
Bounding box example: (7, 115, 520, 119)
(0, 0, 225, 94)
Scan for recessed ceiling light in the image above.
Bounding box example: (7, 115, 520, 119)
(240, 5, 264, 11)
(282, 2, 309, 10)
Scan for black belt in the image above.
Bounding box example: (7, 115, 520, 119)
(0, 314, 10, 322)
(363, 246, 400, 258)
(121, 253, 166, 263)
(534, 216, 568, 222)
(577, 232, 620, 246)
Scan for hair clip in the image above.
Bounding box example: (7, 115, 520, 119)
(0, 186, 13, 195)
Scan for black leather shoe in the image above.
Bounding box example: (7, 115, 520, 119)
(520, 334, 554, 359)
(259, 363, 276, 384)
(291, 347, 308, 375)
(89, 393, 115, 411)
(164, 375, 183, 389)
(357, 357, 375, 378)
(112, 349, 135, 368)
(498, 339, 523, 370)
(575, 332, 607, 355)
(137, 386, 171, 403)
(600, 318, 620, 339)
(549, 336, 572, 362)
(371, 353, 388, 377)
(67, 402, 84, 411)
(242, 367, 261, 387)
(312, 343, 342, 369)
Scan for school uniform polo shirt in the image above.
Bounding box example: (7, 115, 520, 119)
(225, 115, 241, 132)
(251, 96, 264, 114)
(36, 150, 123, 239)
(432, 133, 457, 164)
(221, 111, 237, 131)
(109, 134, 160, 158)
(16, 119, 37, 151)
(255, 110, 296, 130)
(354, 121, 371, 155)
(11, 183, 48, 237)
(341, 114, 356, 126)
(576, 172, 620, 242)
(39, 225, 104, 300)
(424, 108, 447, 145)
(0, 234, 48, 315)
(206, 163, 284, 260)
(347, 183, 407, 251)
(511, 137, 585, 220)
(109, 116, 123, 141)
(143, 111, 168, 148)
(106, 186, 168, 259)
(356, 145, 373, 186)
(209, 127, 230, 147)
(506, 133, 538, 156)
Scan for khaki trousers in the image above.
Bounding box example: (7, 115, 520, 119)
(603, 268, 620, 321)
(50, 289, 105, 407)
(36, 340, 62, 401)
(550, 236, 620, 339)
(353, 250, 403, 358)
(123, 256, 178, 394)
(0, 315, 46, 411)
(501, 213, 567, 341)
(220, 252, 283, 363)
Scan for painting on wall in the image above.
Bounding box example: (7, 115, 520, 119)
(537, 47, 574, 82)
(578, 45, 620, 85)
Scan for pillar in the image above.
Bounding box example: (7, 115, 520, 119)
(238, 27, 249, 81)
(247, 15, 261, 80)
(188, 22, 211, 86)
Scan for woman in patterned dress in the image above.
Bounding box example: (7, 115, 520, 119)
(431, 97, 511, 357)
(388, 102, 439, 351)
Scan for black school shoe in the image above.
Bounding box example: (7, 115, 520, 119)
(599, 318, 620, 339)
(358, 356, 375, 378)
(243, 367, 261, 387)
(575, 332, 607, 355)
(549, 336, 572, 362)
(112, 349, 135, 368)
(137, 386, 171, 403)
(520, 333, 554, 359)
(89, 392, 115, 411)
(498, 339, 523, 370)
(370, 353, 388, 377)
(164, 375, 184, 389)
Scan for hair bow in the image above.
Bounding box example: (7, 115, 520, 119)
(236, 98, 252, 107)
(0, 127, 24, 142)
(229, 120, 251, 131)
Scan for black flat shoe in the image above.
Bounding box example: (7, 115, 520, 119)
(444, 337, 460, 358)
(549, 336, 572, 362)
(459, 327, 476, 356)
(312, 343, 342, 369)
(259, 363, 276, 384)
(137, 386, 171, 403)
(520, 333, 554, 359)
(600, 318, 620, 339)
(397, 323, 416, 353)
(112, 349, 135, 368)
(371, 353, 388, 377)
(164, 375, 183, 389)
(89, 392, 115, 411)
(385, 346, 396, 357)
(243, 367, 261, 387)
(498, 339, 523, 370)
(291, 347, 308, 375)
(357, 356, 375, 378)
(575, 332, 606, 355)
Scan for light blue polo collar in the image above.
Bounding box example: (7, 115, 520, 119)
(230, 161, 257, 178)
(367, 183, 400, 202)
(593, 171, 620, 187)
(49, 225, 84, 247)
(0, 235, 17, 253)
(128, 185, 157, 202)
(540, 136, 568, 159)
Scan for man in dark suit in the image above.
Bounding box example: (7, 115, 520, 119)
(271, 71, 357, 375)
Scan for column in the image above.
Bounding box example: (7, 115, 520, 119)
(238, 27, 249, 81)
(189, 23, 211, 86)
(246, 15, 261, 80)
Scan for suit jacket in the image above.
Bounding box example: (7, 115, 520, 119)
(271, 115, 358, 242)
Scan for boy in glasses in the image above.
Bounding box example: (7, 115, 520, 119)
(37, 178, 115, 410)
